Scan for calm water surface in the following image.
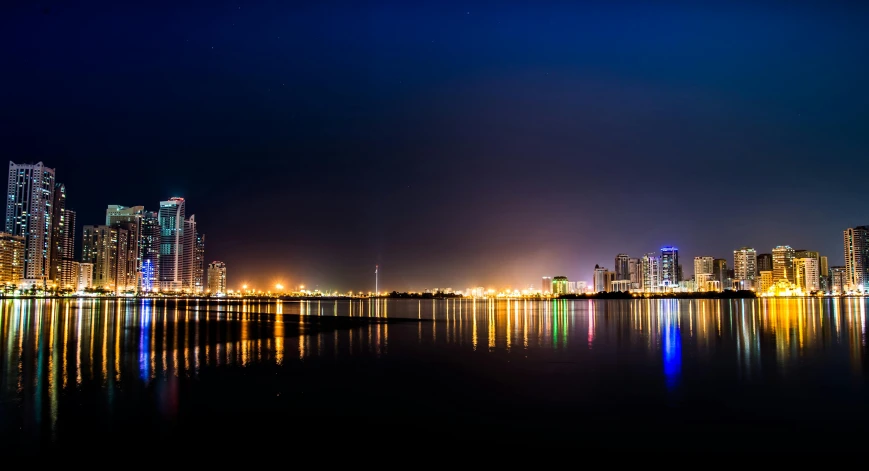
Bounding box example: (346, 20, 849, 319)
(1, 298, 867, 451)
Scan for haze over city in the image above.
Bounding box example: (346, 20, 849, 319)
(2, 1, 867, 290)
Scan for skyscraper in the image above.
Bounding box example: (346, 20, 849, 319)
(49, 183, 77, 290)
(819, 255, 831, 293)
(0, 232, 25, 286)
(712, 259, 727, 288)
(5, 162, 56, 286)
(772, 245, 795, 283)
(641, 253, 661, 292)
(541, 276, 552, 294)
(660, 247, 679, 288)
(794, 257, 819, 292)
(82, 225, 130, 293)
(843, 227, 869, 293)
(140, 211, 160, 292)
(628, 257, 640, 289)
(207, 261, 227, 295)
(106, 205, 143, 293)
(614, 254, 630, 281)
(756, 253, 773, 273)
(194, 231, 205, 293)
(159, 197, 187, 292)
(831, 266, 847, 294)
(693, 256, 714, 291)
(733, 247, 757, 290)
(593, 266, 607, 293)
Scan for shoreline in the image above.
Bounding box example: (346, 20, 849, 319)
(0, 293, 863, 301)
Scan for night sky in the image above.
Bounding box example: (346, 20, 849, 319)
(2, 1, 868, 291)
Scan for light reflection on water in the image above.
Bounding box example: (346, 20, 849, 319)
(0, 297, 867, 446)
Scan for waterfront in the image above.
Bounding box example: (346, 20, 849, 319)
(1, 298, 867, 451)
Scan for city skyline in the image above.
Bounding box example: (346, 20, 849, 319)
(2, 2, 868, 290)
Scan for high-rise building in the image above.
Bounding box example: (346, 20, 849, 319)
(541, 276, 552, 294)
(49, 183, 77, 289)
(756, 253, 773, 273)
(78, 263, 93, 291)
(693, 256, 714, 292)
(712, 259, 727, 288)
(159, 197, 194, 292)
(831, 266, 847, 294)
(194, 231, 205, 293)
(794, 257, 819, 293)
(641, 253, 661, 292)
(772, 245, 795, 283)
(758, 271, 774, 294)
(593, 265, 607, 293)
(576, 281, 588, 293)
(5, 162, 56, 287)
(843, 227, 869, 293)
(819, 255, 831, 293)
(660, 247, 679, 288)
(106, 205, 143, 293)
(140, 211, 160, 292)
(552, 276, 568, 295)
(0, 232, 25, 286)
(628, 257, 640, 289)
(733, 247, 757, 290)
(82, 225, 133, 293)
(567, 281, 577, 293)
(614, 254, 630, 281)
(207, 261, 227, 295)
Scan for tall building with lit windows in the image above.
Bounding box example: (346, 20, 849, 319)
(794, 257, 819, 292)
(541, 276, 552, 294)
(843, 227, 869, 293)
(82, 225, 132, 293)
(106, 205, 143, 292)
(159, 197, 201, 292)
(140, 211, 160, 292)
(614, 254, 630, 281)
(552, 276, 568, 295)
(694, 256, 714, 291)
(641, 253, 660, 292)
(207, 261, 227, 295)
(5, 161, 56, 287)
(194, 231, 205, 293)
(733, 247, 757, 290)
(0, 232, 25, 286)
(49, 183, 77, 290)
(756, 253, 773, 273)
(772, 245, 795, 283)
(660, 247, 679, 288)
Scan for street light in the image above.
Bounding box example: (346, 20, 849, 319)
(275, 283, 283, 291)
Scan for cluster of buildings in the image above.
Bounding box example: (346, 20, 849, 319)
(0, 161, 228, 296)
(540, 235, 869, 297)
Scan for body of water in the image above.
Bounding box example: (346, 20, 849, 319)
(1, 298, 867, 451)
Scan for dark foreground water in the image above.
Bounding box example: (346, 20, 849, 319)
(1, 297, 867, 452)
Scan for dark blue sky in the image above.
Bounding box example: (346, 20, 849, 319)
(2, 1, 868, 291)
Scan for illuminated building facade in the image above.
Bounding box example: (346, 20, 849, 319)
(593, 265, 607, 293)
(831, 266, 846, 294)
(140, 211, 160, 292)
(107, 205, 143, 292)
(641, 253, 660, 292)
(614, 254, 630, 281)
(758, 270, 774, 293)
(552, 276, 568, 295)
(772, 245, 795, 282)
(5, 161, 56, 286)
(541, 276, 552, 294)
(82, 225, 134, 293)
(794, 257, 819, 293)
(819, 255, 830, 292)
(207, 261, 227, 295)
(49, 183, 77, 289)
(194, 231, 205, 293)
(843, 227, 869, 293)
(0, 232, 25, 286)
(694, 256, 714, 291)
(660, 247, 679, 288)
(159, 198, 200, 293)
(733, 247, 757, 290)
(628, 257, 640, 289)
(78, 263, 93, 291)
